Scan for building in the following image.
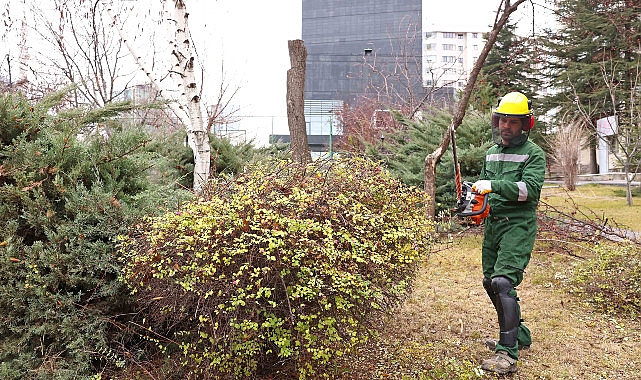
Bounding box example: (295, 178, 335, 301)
(299, 0, 425, 155)
(303, 0, 424, 106)
(285, 1, 490, 155)
(422, 30, 487, 90)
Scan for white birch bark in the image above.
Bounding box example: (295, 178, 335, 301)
(104, 0, 210, 194)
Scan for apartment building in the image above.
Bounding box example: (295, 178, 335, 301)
(422, 30, 487, 90)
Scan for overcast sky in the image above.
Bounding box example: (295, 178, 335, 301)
(186, 0, 554, 146)
(187, 0, 302, 145)
(1, 0, 553, 147)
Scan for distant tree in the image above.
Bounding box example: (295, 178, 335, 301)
(543, 0, 641, 203)
(29, 0, 130, 107)
(481, 22, 542, 100)
(335, 98, 406, 154)
(542, 0, 641, 172)
(546, 121, 585, 190)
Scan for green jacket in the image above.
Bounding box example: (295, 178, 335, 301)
(480, 140, 546, 216)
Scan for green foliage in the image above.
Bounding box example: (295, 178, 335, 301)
(150, 131, 276, 189)
(479, 23, 542, 102)
(118, 156, 434, 379)
(0, 89, 188, 379)
(367, 109, 492, 215)
(542, 0, 641, 125)
(569, 243, 641, 318)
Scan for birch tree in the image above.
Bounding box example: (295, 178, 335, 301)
(104, 0, 209, 194)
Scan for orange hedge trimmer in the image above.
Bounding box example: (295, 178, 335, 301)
(450, 123, 489, 225)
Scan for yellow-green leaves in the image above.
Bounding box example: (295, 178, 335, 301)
(117, 156, 434, 378)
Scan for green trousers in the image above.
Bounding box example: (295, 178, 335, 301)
(482, 213, 537, 359)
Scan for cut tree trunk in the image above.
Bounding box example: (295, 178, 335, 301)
(286, 39, 312, 164)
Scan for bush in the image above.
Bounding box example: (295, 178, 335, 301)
(569, 243, 641, 318)
(0, 89, 189, 379)
(149, 131, 276, 189)
(118, 156, 434, 379)
(365, 109, 492, 216)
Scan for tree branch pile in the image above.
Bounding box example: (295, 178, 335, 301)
(536, 189, 640, 257)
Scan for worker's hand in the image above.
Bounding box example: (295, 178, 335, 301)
(472, 180, 492, 195)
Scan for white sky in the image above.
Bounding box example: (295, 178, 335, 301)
(187, 0, 554, 146)
(0, 0, 554, 147)
(188, 0, 303, 145)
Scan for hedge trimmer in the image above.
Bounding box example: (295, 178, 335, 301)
(450, 124, 489, 224)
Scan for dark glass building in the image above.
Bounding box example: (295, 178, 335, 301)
(302, 0, 424, 106)
(274, 0, 425, 155)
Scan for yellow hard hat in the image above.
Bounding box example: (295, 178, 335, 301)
(492, 92, 534, 132)
(495, 92, 532, 116)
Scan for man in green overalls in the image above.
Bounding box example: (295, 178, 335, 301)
(472, 92, 546, 374)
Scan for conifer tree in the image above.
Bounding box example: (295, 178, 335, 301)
(367, 110, 492, 215)
(0, 88, 187, 379)
(472, 22, 543, 113)
(543, 0, 641, 119)
(543, 0, 641, 192)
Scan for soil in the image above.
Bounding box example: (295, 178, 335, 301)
(333, 233, 641, 379)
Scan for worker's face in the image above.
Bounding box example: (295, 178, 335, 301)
(498, 116, 523, 144)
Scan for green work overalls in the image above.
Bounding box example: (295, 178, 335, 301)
(480, 139, 546, 359)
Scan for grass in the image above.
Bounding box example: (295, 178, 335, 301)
(330, 184, 641, 379)
(541, 184, 641, 232)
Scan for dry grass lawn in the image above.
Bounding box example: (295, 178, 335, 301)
(334, 233, 641, 379)
(540, 184, 641, 231)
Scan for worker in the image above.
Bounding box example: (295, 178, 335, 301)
(472, 91, 546, 374)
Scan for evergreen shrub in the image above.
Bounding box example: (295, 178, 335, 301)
(118, 156, 434, 379)
(0, 90, 188, 379)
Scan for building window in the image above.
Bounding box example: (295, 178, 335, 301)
(425, 79, 433, 86)
(458, 57, 464, 63)
(425, 55, 437, 62)
(442, 56, 455, 63)
(458, 33, 464, 39)
(425, 43, 433, 50)
(458, 81, 465, 88)
(425, 32, 434, 39)
(443, 32, 455, 38)
(442, 44, 455, 50)
(473, 33, 478, 38)
(473, 45, 479, 50)
(458, 45, 463, 51)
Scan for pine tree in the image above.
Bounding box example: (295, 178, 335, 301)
(0, 88, 188, 379)
(473, 22, 543, 112)
(543, 0, 641, 181)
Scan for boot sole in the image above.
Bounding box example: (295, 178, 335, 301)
(481, 363, 518, 374)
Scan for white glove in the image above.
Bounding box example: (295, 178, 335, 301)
(472, 180, 492, 195)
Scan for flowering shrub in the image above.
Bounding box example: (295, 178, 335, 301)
(118, 156, 433, 378)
